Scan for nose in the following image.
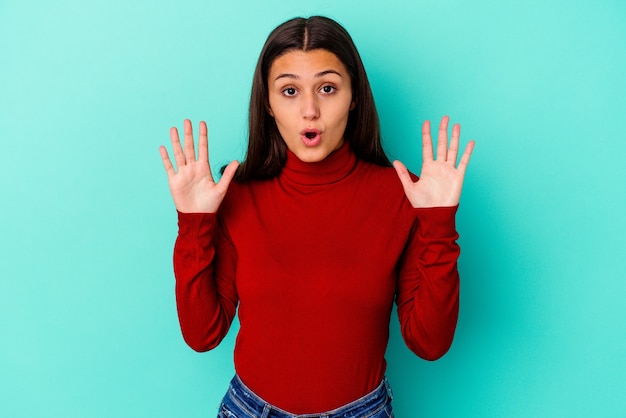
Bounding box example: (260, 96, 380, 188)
(300, 92, 319, 120)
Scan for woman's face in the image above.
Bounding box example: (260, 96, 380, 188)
(267, 49, 354, 163)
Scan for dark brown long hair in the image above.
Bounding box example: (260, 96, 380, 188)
(234, 16, 390, 181)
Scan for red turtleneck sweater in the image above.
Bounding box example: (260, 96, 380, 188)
(173, 143, 460, 413)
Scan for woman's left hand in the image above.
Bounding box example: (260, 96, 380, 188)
(393, 116, 474, 208)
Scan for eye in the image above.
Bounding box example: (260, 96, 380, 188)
(282, 87, 297, 97)
(320, 85, 336, 94)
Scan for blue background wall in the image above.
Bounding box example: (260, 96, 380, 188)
(1, 0, 624, 416)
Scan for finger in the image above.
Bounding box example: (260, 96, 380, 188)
(457, 140, 475, 176)
(447, 123, 461, 166)
(183, 119, 197, 163)
(392, 160, 414, 193)
(198, 121, 209, 164)
(159, 145, 176, 177)
(215, 160, 240, 194)
(169, 126, 186, 169)
(436, 115, 449, 161)
(421, 120, 434, 162)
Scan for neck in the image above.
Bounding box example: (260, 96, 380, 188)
(281, 142, 357, 185)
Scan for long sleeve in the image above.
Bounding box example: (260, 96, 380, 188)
(168, 145, 466, 412)
(395, 205, 460, 361)
(173, 211, 238, 352)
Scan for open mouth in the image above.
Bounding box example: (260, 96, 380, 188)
(300, 129, 322, 146)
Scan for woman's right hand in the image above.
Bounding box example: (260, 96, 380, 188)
(159, 119, 239, 213)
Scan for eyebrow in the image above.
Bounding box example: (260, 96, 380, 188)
(274, 69, 344, 82)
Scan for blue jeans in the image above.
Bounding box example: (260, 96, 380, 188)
(217, 375, 394, 418)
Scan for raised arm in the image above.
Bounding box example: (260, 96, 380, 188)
(160, 120, 240, 351)
(395, 206, 461, 360)
(393, 116, 474, 359)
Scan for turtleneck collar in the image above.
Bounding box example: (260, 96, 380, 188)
(281, 142, 357, 186)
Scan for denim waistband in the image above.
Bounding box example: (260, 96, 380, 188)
(223, 374, 393, 418)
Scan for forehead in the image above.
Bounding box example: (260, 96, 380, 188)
(269, 49, 349, 79)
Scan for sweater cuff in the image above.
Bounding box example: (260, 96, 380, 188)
(412, 205, 458, 237)
(177, 211, 217, 238)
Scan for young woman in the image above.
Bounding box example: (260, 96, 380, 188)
(160, 16, 474, 418)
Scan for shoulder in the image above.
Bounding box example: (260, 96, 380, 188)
(218, 177, 273, 218)
(354, 159, 415, 196)
(222, 177, 257, 199)
(350, 159, 417, 217)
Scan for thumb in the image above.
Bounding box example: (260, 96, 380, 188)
(392, 160, 414, 192)
(216, 160, 240, 193)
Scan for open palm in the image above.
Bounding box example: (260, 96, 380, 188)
(393, 116, 474, 208)
(159, 119, 239, 213)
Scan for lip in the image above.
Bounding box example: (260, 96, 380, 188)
(300, 128, 322, 147)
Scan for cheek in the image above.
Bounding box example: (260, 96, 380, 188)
(268, 100, 293, 123)
(330, 101, 352, 126)
(267, 93, 286, 118)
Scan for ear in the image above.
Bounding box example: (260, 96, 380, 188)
(349, 100, 356, 111)
(266, 103, 274, 117)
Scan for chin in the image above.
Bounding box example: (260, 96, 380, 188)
(294, 151, 328, 163)
(292, 141, 343, 163)
(298, 143, 344, 162)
